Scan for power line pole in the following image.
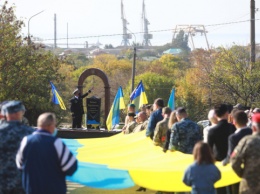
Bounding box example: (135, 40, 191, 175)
(250, 0, 255, 65)
(131, 47, 136, 92)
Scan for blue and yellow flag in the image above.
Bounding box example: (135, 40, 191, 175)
(50, 81, 66, 110)
(167, 89, 175, 110)
(130, 81, 148, 109)
(106, 86, 125, 130)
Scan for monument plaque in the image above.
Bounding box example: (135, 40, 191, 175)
(86, 96, 101, 126)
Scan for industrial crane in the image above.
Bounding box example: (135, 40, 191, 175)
(142, 0, 152, 47)
(121, 0, 132, 46)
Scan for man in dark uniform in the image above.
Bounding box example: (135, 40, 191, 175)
(69, 88, 91, 128)
(0, 101, 34, 194)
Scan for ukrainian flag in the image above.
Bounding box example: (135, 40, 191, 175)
(130, 81, 148, 109)
(50, 81, 66, 110)
(106, 86, 125, 130)
(167, 89, 175, 110)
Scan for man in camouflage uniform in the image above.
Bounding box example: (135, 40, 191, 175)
(231, 113, 260, 194)
(123, 112, 137, 134)
(0, 101, 34, 194)
(169, 107, 202, 154)
(133, 111, 148, 133)
(153, 107, 171, 147)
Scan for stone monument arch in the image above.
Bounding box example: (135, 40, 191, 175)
(77, 68, 110, 127)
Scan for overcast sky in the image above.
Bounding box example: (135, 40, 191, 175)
(5, 0, 260, 49)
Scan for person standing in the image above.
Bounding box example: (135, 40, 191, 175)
(208, 104, 236, 161)
(207, 104, 236, 194)
(70, 88, 91, 128)
(122, 104, 136, 131)
(16, 112, 78, 194)
(123, 112, 137, 134)
(222, 110, 252, 165)
(183, 141, 221, 194)
(133, 111, 148, 133)
(203, 109, 218, 143)
(231, 113, 260, 194)
(146, 98, 164, 139)
(163, 111, 178, 153)
(0, 101, 34, 194)
(153, 107, 171, 147)
(169, 107, 202, 154)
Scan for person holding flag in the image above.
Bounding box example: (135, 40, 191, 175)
(69, 88, 92, 128)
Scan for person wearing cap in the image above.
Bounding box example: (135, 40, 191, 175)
(69, 88, 91, 128)
(231, 113, 260, 193)
(153, 107, 171, 147)
(16, 113, 77, 194)
(169, 107, 202, 154)
(0, 101, 34, 194)
(132, 111, 148, 133)
(123, 112, 137, 134)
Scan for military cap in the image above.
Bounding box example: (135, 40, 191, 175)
(1, 101, 26, 115)
(128, 104, 135, 108)
(253, 108, 260, 113)
(233, 103, 243, 110)
(0, 101, 9, 111)
(252, 113, 260, 123)
(73, 89, 79, 95)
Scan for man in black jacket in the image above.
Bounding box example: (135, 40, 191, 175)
(70, 89, 91, 128)
(223, 110, 252, 165)
(208, 103, 236, 194)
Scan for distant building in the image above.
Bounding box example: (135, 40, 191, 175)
(163, 48, 182, 55)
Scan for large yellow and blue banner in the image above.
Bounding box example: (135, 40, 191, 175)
(130, 81, 148, 109)
(50, 81, 66, 110)
(64, 131, 240, 192)
(106, 86, 125, 130)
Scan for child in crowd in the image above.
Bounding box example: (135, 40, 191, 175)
(183, 141, 221, 194)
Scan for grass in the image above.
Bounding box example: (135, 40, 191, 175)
(70, 186, 159, 194)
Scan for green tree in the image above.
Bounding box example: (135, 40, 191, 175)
(172, 30, 191, 52)
(210, 46, 260, 107)
(0, 1, 63, 125)
(64, 52, 93, 68)
(104, 44, 114, 49)
(124, 72, 175, 108)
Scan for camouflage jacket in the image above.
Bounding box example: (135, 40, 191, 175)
(0, 121, 34, 194)
(124, 121, 137, 134)
(231, 133, 260, 194)
(133, 120, 148, 133)
(169, 118, 202, 154)
(153, 118, 169, 147)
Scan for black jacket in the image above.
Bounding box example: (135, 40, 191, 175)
(69, 91, 90, 116)
(227, 127, 252, 156)
(208, 119, 236, 161)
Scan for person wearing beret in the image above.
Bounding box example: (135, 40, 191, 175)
(69, 88, 91, 128)
(0, 100, 34, 194)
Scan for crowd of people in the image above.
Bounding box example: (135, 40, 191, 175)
(1, 97, 260, 194)
(123, 98, 260, 194)
(0, 101, 77, 194)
